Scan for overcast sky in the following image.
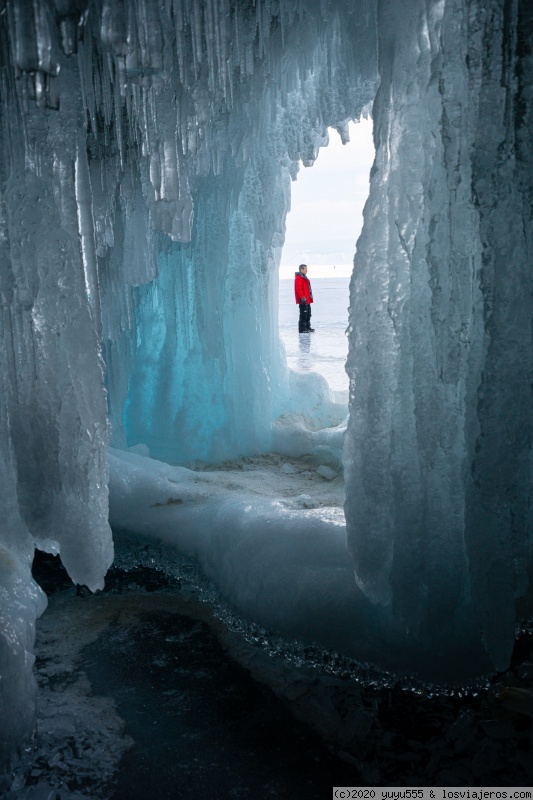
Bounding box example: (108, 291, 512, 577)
(279, 117, 374, 279)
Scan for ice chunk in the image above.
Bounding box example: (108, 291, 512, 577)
(0, 543, 47, 771)
(316, 465, 337, 481)
(280, 463, 296, 474)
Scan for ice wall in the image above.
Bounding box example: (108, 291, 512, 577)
(0, 0, 377, 770)
(97, 2, 377, 463)
(345, 0, 533, 672)
(0, 4, 114, 768)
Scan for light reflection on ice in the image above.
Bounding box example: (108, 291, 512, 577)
(305, 506, 345, 527)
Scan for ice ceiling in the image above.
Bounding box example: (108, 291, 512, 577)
(1, 0, 532, 769)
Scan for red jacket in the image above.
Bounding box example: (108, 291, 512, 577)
(294, 272, 313, 304)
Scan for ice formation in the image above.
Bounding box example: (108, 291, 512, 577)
(345, 0, 533, 674)
(0, 0, 531, 771)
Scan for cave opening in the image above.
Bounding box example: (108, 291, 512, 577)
(278, 118, 374, 396)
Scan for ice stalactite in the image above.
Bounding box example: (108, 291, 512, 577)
(345, 0, 533, 673)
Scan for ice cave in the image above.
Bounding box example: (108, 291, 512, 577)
(1, 0, 532, 791)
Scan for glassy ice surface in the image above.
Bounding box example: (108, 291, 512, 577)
(279, 277, 350, 396)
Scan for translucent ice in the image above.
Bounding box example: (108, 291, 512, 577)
(344, 0, 532, 673)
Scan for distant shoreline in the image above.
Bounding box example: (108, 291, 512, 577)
(279, 263, 353, 280)
(279, 274, 351, 281)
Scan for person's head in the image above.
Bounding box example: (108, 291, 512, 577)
(299, 264, 308, 274)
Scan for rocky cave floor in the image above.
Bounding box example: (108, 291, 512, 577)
(6, 548, 533, 800)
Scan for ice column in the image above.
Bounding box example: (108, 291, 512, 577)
(115, 158, 288, 463)
(0, 5, 113, 771)
(345, 0, 532, 671)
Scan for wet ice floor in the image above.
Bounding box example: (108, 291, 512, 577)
(84, 601, 358, 799)
(15, 576, 361, 800)
(9, 556, 533, 798)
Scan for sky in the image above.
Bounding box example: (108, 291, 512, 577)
(279, 117, 374, 279)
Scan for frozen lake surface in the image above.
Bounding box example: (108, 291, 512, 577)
(279, 276, 350, 394)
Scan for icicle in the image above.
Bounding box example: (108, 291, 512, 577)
(192, 1, 203, 79)
(233, 3, 241, 74)
(125, 1, 140, 76)
(34, 0, 60, 77)
(12, 0, 38, 72)
(150, 152, 161, 199)
(160, 135, 179, 202)
(138, 0, 164, 73)
(114, 68, 125, 169)
(100, 0, 128, 57)
(334, 119, 350, 144)
(58, 17, 77, 56)
(212, 0, 222, 92)
(245, 42, 254, 75)
(173, 0, 184, 32)
(77, 37, 97, 137)
(204, 0, 215, 93)
(278, 0, 285, 47)
(75, 135, 100, 321)
(33, 70, 46, 108)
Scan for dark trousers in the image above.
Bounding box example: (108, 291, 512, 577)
(298, 302, 312, 332)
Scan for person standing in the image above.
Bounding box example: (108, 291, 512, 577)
(294, 264, 315, 333)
